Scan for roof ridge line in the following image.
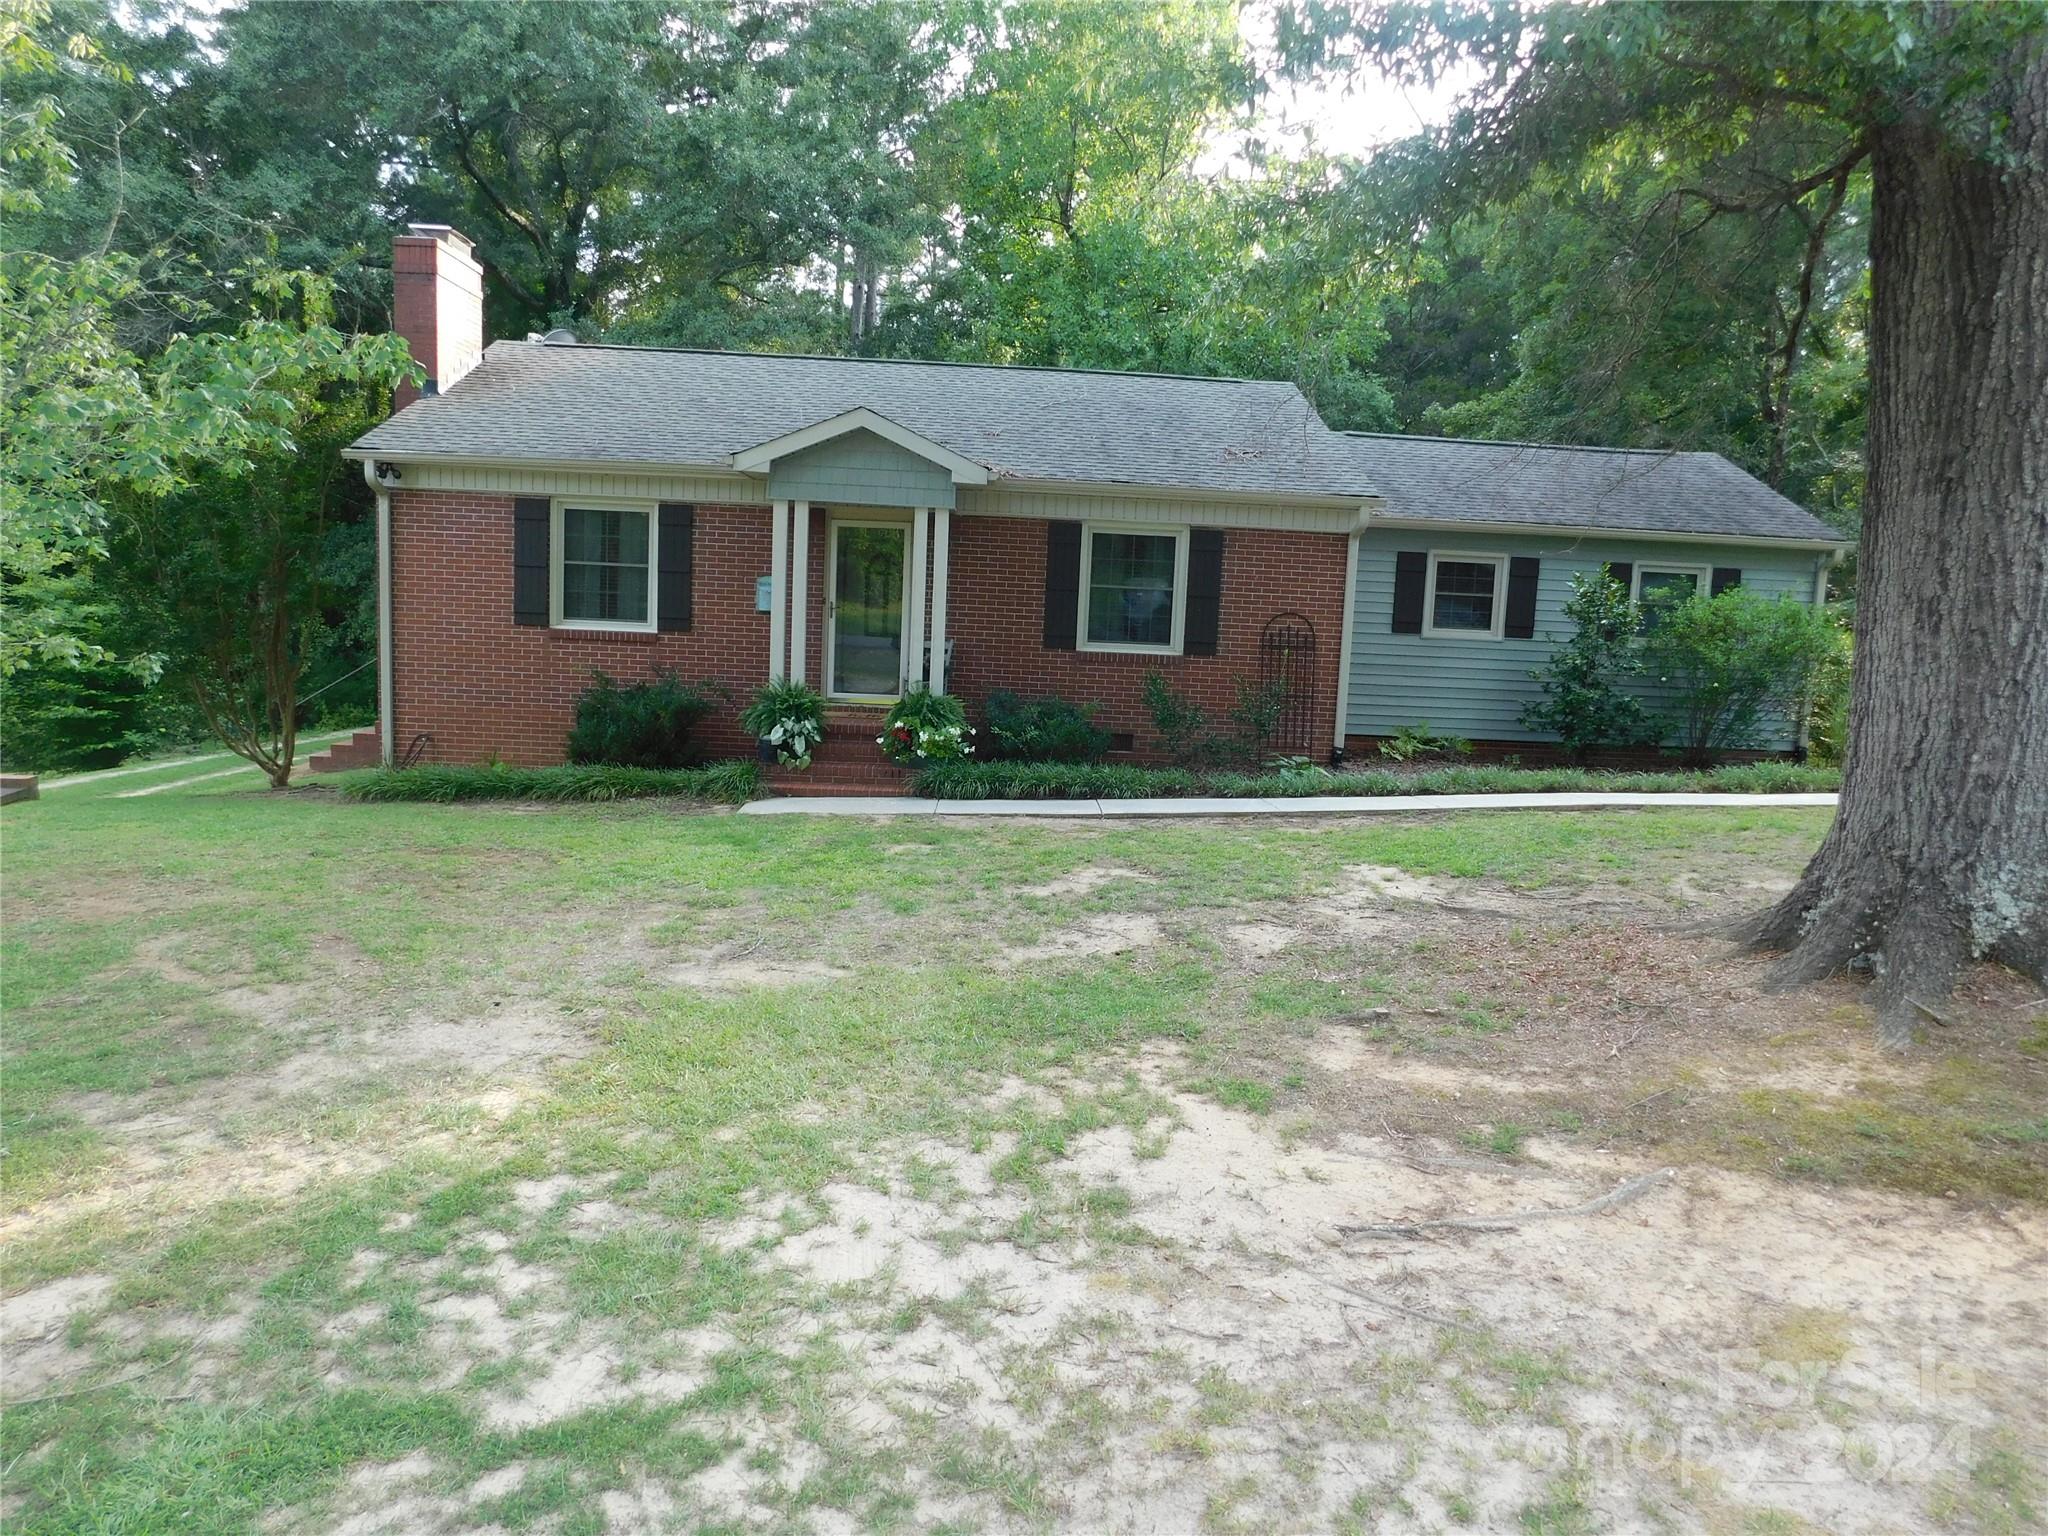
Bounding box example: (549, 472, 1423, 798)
(490, 338, 1299, 391)
(1342, 430, 1709, 458)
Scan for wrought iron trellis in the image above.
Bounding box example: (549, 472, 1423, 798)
(1257, 612, 1318, 755)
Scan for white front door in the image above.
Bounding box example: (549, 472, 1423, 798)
(825, 519, 910, 701)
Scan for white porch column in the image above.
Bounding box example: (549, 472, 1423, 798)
(928, 507, 951, 694)
(788, 500, 810, 685)
(906, 505, 931, 691)
(769, 498, 790, 681)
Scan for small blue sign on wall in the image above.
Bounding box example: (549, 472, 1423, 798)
(755, 575, 774, 613)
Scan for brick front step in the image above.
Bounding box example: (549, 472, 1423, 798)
(308, 727, 383, 774)
(769, 776, 914, 798)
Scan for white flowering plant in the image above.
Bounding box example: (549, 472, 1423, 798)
(878, 685, 975, 764)
(741, 679, 826, 769)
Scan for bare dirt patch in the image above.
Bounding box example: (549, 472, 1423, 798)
(998, 913, 1162, 966)
(664, 954, 850, 990)
(1019, 865, 1160, 899)
(733, 1061, 2044, 1533)
(0, 1274, 115, 1397)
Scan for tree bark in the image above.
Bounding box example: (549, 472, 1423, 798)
(1747, 50, 2048, 1044)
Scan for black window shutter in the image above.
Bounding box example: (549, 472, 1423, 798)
(1184, 528, 1225, 656)
(1711, 566, 1743, 595)
(1043, 521, 1082, 649)
(1605, 561, 1633, 593)
(1504, 556, 1540, 639)
(1391, 550, 1427, 634)
(658, 503, 695, 632)
(513, 498, 549, 626)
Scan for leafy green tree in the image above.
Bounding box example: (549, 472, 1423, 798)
(1520, 571, 1653, 760)
(1284, 0, 2047, 1041)
(106, 300, 407, 787)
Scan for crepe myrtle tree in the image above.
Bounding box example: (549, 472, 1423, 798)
(1283, 1, 2047, 1044)
(107, 272, 414, 788)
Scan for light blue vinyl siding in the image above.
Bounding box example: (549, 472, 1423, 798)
(1347, 530, 1829, 748)
(766, 429, 956, 510)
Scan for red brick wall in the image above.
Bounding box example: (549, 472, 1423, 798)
(942, 515, 1349, 756)
(391, 493, 1350, 765)
(390, 491, 772, 764)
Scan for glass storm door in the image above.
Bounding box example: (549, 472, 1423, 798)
(827, 521, 908, 699)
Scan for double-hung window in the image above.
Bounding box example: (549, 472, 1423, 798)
(1080, 525, 1187, 653)
(554, 502, 655, 630)
(1632, 564, 1709, 629)
(1422, 552, 1506, 639)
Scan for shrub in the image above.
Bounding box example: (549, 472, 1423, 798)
(878, 686, 974, 764)
(340, 761, 759, 803)
(983, 690, 1111, 763)
(1141, 671, 1212, 767)
(565, 671, 717, 768)
(0, 655, 150, 773)
(1378, 721, 1474, 763)
(1804, 608, 1854, 766)
(911, 758, 1838, 800)
(741, 678, 826, 769)
(1638, 589, 1841, 765)
(1520, 570, 1657, 759)
(1228, 676, 1292, 756)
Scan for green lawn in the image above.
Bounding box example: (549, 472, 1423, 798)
(2, 761, 2041, 1535)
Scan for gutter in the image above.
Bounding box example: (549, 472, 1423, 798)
(1364, 515, 1849, 554)
(361, 459, 398, 767)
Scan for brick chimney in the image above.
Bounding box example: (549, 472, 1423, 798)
(391, 224, 485, 410)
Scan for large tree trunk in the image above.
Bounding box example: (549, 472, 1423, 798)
(1748, 52, 2048, 1045)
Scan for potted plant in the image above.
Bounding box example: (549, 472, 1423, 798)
(877, 685, 975, 764)
(741, 679, 825, 769)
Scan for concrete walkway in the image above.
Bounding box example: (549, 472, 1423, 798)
(740, 791, 1840, 818)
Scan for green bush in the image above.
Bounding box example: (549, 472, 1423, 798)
(1377, 721, 1474, 763)
(1520, 570, 1657, 758)
(1804, 609, 1854, 766)
(338, 761, 759, 804)
(983, 690, 1111, 762)
(878, 685, 973, 763)
(565, 671, 717, 768)
(0, 655, 151, 773)
(911, 758, 1839, 800)
(1141, 671, 1212, 766)
(1639, 589, 1842, 764)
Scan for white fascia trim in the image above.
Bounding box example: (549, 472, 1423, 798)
(729, 407, 991, 485)
(1367, 515, 1849, 553)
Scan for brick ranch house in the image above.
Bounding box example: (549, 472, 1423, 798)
(326, 225, 1846, 786)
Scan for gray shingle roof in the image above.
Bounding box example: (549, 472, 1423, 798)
(1345, 433, 1843, 544)
(350, 341, 1374, 501)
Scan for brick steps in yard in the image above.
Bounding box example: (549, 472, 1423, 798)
(763, 705, 913, 797)
(308, 728, 382, 774)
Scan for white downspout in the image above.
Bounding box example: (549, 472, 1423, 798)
(1330, 501, 1372, 764)
(362, 460, 395, 766)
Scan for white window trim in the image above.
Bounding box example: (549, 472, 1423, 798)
(550, 497, 659, 632)
(1420, 550, 1509, 641)
(1077, 522, 1190, 655)
(1630, 562, 1713, 606)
